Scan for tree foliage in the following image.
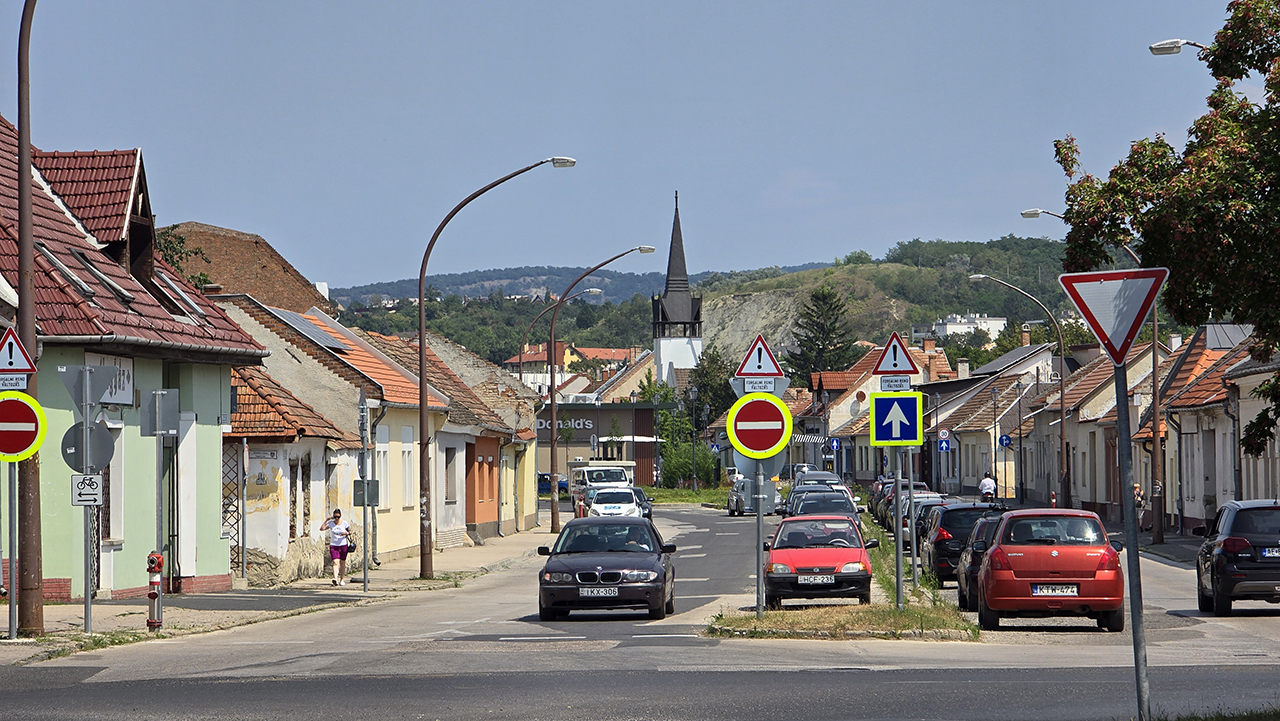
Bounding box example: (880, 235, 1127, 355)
(1053, 0, 1280, 455)
(155, 227, 211, 287)
(785, 284, 862, 388)
(688, 344, 736, 423)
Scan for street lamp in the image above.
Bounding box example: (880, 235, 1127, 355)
(594, 395, 602, 459)
(1015, 381, 1026, 503)
(547, 245, 657, 532)
(1023, 209, 1163, 538)
(630, 390, 638, 470)
(1020, 208, 1064, 220)
(821, 390, 830, 474)
(518, 288, 602, 386)
(970, 274, 1068, 506)
(416, 156, 575, 579)
(1149, 38, 1207, 55)
(689, 385, 699, 492)
(990, 385, 1000, 489)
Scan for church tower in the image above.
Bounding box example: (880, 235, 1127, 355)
(652, 192, 703, 385)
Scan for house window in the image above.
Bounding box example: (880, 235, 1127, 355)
(35, 242, 95, 298)
(401, 426, 415, 507)
(71, 249, 134, 306)
(289, 457, 299, 539)
(376, 425, 390, 509)
(445, 447, 458, 503)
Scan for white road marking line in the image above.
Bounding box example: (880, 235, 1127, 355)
(715, 532, 739, 536)
(681, 553, 707, 558)
(499, 636, 587, 641)
(632, 634, 700, 638)
(679, 545, 702, 550)
(676, 578, 710, 582)
(232, 641, 314, 645)
(678, 594, 719, 599)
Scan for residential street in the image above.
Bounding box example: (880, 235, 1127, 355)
(4, 505, 1280, 720)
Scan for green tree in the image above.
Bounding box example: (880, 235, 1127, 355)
(688, 345, 735, 423)
(155, 227, 211, 287)
(1051, 1, 1280, 454)
(608, 416, 624, 457)
(784, 284, 860, 389)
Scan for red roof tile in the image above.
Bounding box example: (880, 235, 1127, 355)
(300, 313, 432, 408)
(228, 366, 357, 446)
(33, 149, 137, 244)
(1167, 342, 1252, 410)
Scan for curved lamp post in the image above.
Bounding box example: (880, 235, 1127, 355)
(1023, 208, 1164, 541)
(547, 245, 656, 532)
(417, 157, 575, 579)
(518, 288, 601, 386)
(969, 274, 1068, 506)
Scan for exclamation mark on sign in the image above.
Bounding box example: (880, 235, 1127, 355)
(756, 347, 763, 370)
(891, 345, 898, 368)
(6, 343, 13, 367)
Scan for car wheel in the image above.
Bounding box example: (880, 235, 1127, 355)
(978, 591, 1000, 631)
(956, 581, 968, 610)
(1212, 575, 1234, 617)
(765, 594, 782, 611)
(648, 602, 667, 620)
(966, 579, 979, 612)
(857, 592, 871, 605)
(1101, 607, 1125, 632)
(665, 593, 675, 615)
(539, 600, 556, 622)
(1197, 577, 1214, 613)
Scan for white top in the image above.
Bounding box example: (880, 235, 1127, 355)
(978, 477, 996, 495)
(325, 519, 350, 547)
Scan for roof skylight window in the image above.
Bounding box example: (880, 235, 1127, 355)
(156, 270, 207, 320)
(70, 249, 134, 306)
(35, 242, 95, 299)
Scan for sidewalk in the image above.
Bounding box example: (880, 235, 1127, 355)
(0, 509, 560, 665)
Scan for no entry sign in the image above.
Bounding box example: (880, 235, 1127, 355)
(0, 391, 47, 462)
(726, 392, 793, 460)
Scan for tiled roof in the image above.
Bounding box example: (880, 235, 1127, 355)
(167, 221, 334, 314)
(0, 116, 263, 359)
(1034, 342, 1156, 412)
(1166, 341, 1252, 410)
(504, 341, 569, 366)
(971, 343, 1053, 377)
(228, 365, 358, 447)
(951, 376, 1028, 433)
(1130, 347, 1187, 441)
(33, 149, 136, 244)
(353, 328, 508, 432)
(574, 347, 632, 362)
(300, 313, 428, 407)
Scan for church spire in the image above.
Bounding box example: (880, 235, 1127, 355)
(664, 191, 689, 294)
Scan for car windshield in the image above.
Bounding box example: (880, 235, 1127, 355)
(588, 469, 629, 484)
(553, 524, 655, 553)
(775, 519, 862, 548)
(941, 509, 989, 533)
(594, 491, 635, 505)
(1002, 516, 1105, 546)
(1233, 508, 1280, 534)
(797, 496, 854, 515)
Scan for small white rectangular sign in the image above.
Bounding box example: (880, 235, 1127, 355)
(743, 378, 776, 393)
(71, 474, 104, 506)
(880, 375, 911, 392)
(0, 374, 28, 390)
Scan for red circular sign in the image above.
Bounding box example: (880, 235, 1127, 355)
(734, 400, 785, 452)
(0, 396, 40, 456)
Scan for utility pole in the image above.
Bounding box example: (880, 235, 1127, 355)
(17, 0, 42, 636)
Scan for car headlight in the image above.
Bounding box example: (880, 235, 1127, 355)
(625, 507, 640, 516)
(623, 570, 659, 582)
(588, 507, 600, 516)
(542, 571, 574, 583)
(840, 562, 864, 573)
(768, 563, 792, 574)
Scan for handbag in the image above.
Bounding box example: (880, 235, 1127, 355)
(346, 536, 356, 553)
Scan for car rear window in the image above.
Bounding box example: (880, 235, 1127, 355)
(1232, 508, 1280, 534)
(941, 509, 988, 533)
(797, 496, 854, 515)
(1002, 516, 1105, 546)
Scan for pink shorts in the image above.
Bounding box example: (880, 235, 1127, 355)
(329, 544, 349, 561)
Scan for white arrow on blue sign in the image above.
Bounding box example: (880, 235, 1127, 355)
(999, 434, 1012, 448)
(869, 392, 923, 447)
(938, 439, 951, 453)
(830, 438, 841, 451)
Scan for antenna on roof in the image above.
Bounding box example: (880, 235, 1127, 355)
(674, 190, 678, 210)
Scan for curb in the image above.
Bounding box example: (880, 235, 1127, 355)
(700, 502, 721, 509)
(706, 624, 973, 641)
(1138, 545, 1195, 567)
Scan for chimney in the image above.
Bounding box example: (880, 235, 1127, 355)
(1168, 334, 1183, 351)
(957, 358, 970, 380)
(200, 283, 224, 296)
(922, 338, 936, 352)
(1021, 323, 1031, 348)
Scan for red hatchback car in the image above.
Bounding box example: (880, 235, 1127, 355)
(975, 509, 1125, 632)
(763, 515, 878, 609)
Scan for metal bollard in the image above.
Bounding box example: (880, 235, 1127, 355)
(1050, 491, 1057, 508)
(146, 552, 163, 631)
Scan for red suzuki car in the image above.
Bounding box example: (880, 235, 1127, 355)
(975, 509, 1125, 632)
(763, 515, 878, 609)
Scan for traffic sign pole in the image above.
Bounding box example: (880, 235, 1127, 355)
(894, 450, 903, 610)
(7, 462, 14, 639)
(1116, 362, 1151, 721)
(755, 463, 764, 619)
(81, 366, 92, 634)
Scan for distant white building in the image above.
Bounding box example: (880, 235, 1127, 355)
(913, 313, 1007, 342)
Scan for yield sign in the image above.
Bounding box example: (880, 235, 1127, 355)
(872, 332, 920, 375)
(726, 392, 793, 459)
(735, 335, 785, 377)
(1059, 268, 1168, 365)
(0, 391, 47, 462)
(0, 327, 37, 374)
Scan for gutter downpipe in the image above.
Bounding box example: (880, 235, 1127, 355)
(369, 405, 387, 567)
(1223, 382, 1242, 502)
(1165, 409, 1184, 534)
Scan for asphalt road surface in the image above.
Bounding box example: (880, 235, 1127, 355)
(7, 506, 1280, 721)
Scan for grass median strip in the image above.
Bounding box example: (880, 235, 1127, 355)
(647, 487, 729, 506)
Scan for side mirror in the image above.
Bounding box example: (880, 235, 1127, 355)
(762, 542, 771, 551)
(1110, 540, 1123, 553)
(865, 538, 880, 549)
(1192, 526, 1207, 537)
(661, 544, 676, 554)
(972, 540, 988, 553)
(853, 496, 862, 503)
(537, 546, 551, 556)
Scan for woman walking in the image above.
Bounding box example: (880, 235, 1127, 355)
(322, 509, 351, 585)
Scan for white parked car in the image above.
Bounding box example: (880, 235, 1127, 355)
(588, 489, 644, 518)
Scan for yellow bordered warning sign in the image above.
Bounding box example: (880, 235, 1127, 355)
(726, 392, 793, 460)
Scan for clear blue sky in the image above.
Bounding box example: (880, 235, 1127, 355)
(0, 2, 1229, 287)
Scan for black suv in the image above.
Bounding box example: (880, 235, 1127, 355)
(1194, 500, 1280, 616)
(920, 503, 998, 584)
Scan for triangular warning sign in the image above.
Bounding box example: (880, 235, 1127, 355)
(872, 332, 920, 375)
(0, 328, 37, 374)
(735, 335, 785, 377)
(1059, 268, 1168, 365)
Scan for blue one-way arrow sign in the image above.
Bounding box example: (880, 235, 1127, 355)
(938, 439, 951, 453)
(869, 392, 923, 447)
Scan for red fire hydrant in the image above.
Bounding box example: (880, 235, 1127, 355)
(146, 552, 164, 631)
